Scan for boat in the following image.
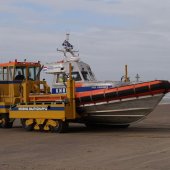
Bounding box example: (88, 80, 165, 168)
(44, 34, 170, 127)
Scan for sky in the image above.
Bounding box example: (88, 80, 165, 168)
(0, 0, 170, 83)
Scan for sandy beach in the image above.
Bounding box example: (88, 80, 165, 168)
(0, 104, 170, 170)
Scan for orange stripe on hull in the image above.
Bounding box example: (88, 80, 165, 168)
(75, 80, 170, 105)
(29, 80, 170, 104)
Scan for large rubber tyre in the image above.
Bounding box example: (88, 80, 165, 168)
(0, 114, 13, 128)
(21, 119, 34, 131)
(51, 120, 68, 133)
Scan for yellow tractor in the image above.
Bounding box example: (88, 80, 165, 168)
(0, 60, 77, 133)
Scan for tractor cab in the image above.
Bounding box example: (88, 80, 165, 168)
(0, 59, 50, 128)
(0, 59, 41, 82)
(0, 59, 45, 107)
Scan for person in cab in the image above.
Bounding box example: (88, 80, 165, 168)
(15, 71, 25, 80)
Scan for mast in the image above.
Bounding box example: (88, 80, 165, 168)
(66, 33, 69, 41)
(57, 33, 80, 61)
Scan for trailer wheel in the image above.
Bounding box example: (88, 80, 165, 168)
(51, 120, 68, 133)
(21, 119, 34, 131)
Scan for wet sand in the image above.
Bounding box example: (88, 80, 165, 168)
(0, 104, 170, 170)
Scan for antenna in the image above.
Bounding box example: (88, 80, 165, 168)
(57, 33, 80, 62)
(66, 33, 70, 41)
(124, 65, 130, 82)
(135, 73, 140, 82)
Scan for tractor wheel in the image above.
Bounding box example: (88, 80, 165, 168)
(0, 114, 13, 128)
(21, 119, 34, 131)
(51, 120, 68, 133)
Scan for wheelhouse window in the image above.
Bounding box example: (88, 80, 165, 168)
(88, 67, 96, 81)
(71, 72, 81, 81)
(81, 71, 90, 81)
(56, 73, 66, 83)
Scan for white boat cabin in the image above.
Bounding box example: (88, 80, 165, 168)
(44, 60, 96, 85)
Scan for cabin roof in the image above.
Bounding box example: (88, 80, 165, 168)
(0, 60, 41, 67)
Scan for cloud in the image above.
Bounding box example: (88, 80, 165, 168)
(0, 0, 170, 82)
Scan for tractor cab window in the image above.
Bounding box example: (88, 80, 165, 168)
(29, 67, 41, 81)
(15, 67, 26, 80)
(0, 67, 14, 81)
(0, 67, 8, 81)
(9, 67, 14, 81)
(35, 67, 41, 80)
(0, 68, 2, 80)
(28, 67, 35, 80)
